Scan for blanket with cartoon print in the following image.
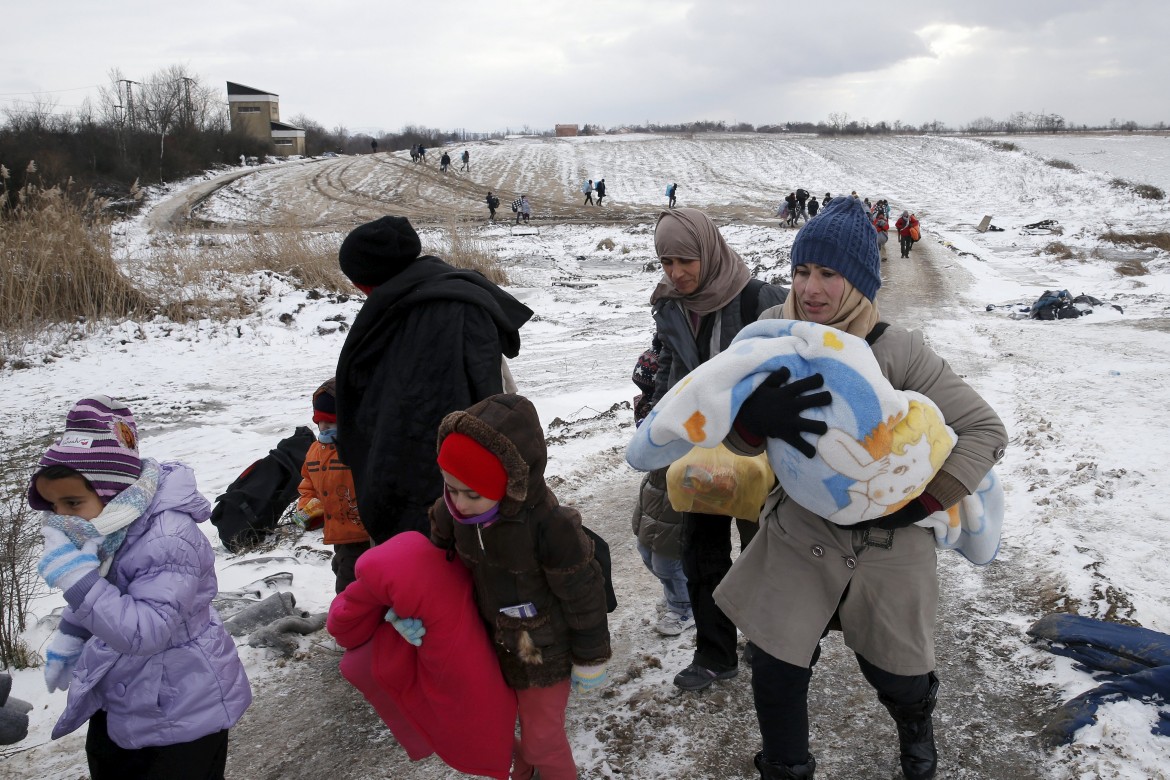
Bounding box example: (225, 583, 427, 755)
(627, 319, 1003, 565)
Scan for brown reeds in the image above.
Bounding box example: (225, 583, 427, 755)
(0, 169, 149, 346)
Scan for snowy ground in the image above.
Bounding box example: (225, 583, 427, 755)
(3, 133, 1169, 779)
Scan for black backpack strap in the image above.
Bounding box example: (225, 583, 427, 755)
(739, 278, 767, 323)
(865, 321, 890, 345)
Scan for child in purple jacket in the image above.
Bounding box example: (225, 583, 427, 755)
(30, 395, 251, 779)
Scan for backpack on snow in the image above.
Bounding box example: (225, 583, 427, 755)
(211, 426, 316, 552)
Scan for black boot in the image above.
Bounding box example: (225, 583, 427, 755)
(879, 673, 939, 780)
(754, 751, 816, 779)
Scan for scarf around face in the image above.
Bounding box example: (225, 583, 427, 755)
(650, 208, 751, 316)
(42, 457, 161, 574)
(779, 278, 881, 340)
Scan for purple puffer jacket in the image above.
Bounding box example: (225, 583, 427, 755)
(53, 461, 252, 748)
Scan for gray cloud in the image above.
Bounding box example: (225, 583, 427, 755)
(2, 0, 1167, 132)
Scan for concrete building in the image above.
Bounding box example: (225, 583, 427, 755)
(555, 124, 579, 137)
(227, 81, 306, 156)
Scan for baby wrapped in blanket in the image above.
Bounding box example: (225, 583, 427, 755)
(627, 318, 1003, 565)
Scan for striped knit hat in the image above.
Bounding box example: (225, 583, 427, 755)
(28, 395, 143, 510)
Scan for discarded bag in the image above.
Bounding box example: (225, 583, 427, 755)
(211, 427, 316, 552)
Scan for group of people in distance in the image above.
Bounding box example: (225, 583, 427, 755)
(28, 185, 991, 779)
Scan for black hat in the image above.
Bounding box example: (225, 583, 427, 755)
(338, 216, 423, 287)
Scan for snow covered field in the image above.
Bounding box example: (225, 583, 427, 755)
(3, 133, 1170, 779)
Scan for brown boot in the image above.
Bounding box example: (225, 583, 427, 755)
(753, 751, 816, 779)
(879, 673, 939, 780)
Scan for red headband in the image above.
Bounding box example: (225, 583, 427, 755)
(437, 432, 507, 501)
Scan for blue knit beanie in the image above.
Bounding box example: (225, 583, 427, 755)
(790, 195, 881, 301)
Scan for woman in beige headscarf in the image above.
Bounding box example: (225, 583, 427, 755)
(646, 208, 789, 692)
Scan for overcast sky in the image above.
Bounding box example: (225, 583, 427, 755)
(4, 1, 1168, 135)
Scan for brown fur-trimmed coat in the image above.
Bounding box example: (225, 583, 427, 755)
(430, 394, 611, 690)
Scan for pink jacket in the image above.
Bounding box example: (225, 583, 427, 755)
(327, 531, 516, 779)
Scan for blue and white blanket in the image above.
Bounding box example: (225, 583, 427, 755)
(627, 319, 1003, 564)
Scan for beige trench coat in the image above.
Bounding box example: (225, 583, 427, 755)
(714, 324, 1007, 677)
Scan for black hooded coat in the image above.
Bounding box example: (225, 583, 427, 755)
(335, 256, 532, 544)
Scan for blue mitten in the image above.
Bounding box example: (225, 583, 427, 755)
(384, 607, 425, 647)
(43, 632, 86, 693)
(38, 528, 100, 592)
(571, 663, 607, 693)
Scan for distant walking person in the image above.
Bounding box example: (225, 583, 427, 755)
(410, 145, 420, 163)
(667, 183, 679, 208)
(873, 207, 890, 261)
(823, 192, 832, 206)
(485, 191, 500, 221)
(807, 195, 820, 218)
(595, 179, 607, 206)
(582, 179, 595, 205)
(460, 150, 470, 171)
(440, 152, 451, 172)
(896, 210, 921, 258)
(517, 195, 531, 225)
(795, 188, 809, 223)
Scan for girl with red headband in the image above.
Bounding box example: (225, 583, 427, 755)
(422, 393, 611, 780)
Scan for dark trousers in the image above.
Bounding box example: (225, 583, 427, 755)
(900, 235, 914, 257)
(584, 193, 594, 204)
(681, 513, 758, 672)
(597, 194, 605, 205)
(332, 540, 370, 594)
(86, 710, 229, 780)
(750, 640, 933, 765)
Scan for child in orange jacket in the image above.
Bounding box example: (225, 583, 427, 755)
(294, 378, 371, 593)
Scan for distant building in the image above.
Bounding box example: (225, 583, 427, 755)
(555, 124, 579, 137)
(227, 81, 305, 156)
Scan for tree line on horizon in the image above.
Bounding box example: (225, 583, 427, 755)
(1, 63, 1164, 205)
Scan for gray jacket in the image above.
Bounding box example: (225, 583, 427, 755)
(650, 281, 788, 405)
(631, 469, 683, 559)
(714, 323, 1007, 676)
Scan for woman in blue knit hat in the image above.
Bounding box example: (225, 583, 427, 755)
(716, 196, 1007, 780)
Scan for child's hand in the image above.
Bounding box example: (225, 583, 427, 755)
(37, 528, 100, 591)
(290, 499, 324, 530)
(571, 663, 607, 693)
(43, 631, 86, 693)
(384, 607, 425, 647)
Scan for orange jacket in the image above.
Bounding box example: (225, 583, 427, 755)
(297, 441, 370, 545)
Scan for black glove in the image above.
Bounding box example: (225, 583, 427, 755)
(854, 496, 933, 531)
(735, 367, 831, 458)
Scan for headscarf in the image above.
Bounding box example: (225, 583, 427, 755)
(780, 278, 881, 340)
(650, 208, 751, 316)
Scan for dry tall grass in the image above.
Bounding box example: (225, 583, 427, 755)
(0, 169, 150, 350)
(141, 228, 352, 321)
(431, 217, 509, 285)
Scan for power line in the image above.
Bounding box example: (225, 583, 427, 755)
(0, 84, 101, 96)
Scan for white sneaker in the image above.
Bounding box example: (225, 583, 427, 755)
(655, 612, 696, 636)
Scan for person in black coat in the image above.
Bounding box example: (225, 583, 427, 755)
(334, 216, 533, 544)
(595, 178, 607, 205)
